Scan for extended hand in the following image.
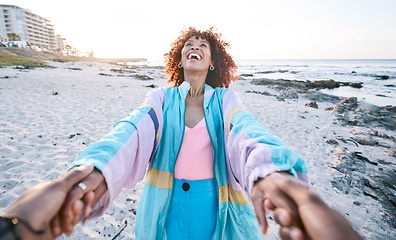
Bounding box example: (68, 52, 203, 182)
(52, 167, 108, 237)
(5, 164, 94, 240)
(251, 171, 305, 238)
(270, 173, 362, 240)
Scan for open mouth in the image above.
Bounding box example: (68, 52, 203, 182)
(187, 53, 202, 61)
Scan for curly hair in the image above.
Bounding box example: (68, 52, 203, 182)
(164, 27, 238, 88)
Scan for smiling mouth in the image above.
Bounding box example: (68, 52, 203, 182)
(187, 53, 202, 61)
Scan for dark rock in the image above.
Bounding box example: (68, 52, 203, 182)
(376, 94, 388, 98)
(14, 65, 32, 69)
(350, 135, 377, 146)
(145, 84, 157, 88)
(384, 84, 395, 87)
(133, 74, 153, 81)
(380, 106, 396, 113)
(325, 138, 338, 145)
(363, 191, 379, 200)
(352, 152, 378, 165)
(68, 67, 82, 71)
(251, 78, 307, 90)
(278, 90, 298, 99)
(332, 97, 358, 115)
(305, 101, 318, 108)
(240, 73, 253, 77)
(342, 82, 363, 88)
(69, 133, 81, 139)
(306, 79, 340, 89)
(52, 91, 58, 95)
(110, 68, 125, 73)
(351, 71, 357, 74)
(368, 128, 390, 139)
(246, 90, 275, 96)
(377, 75, 389, 80)
(256, 71, 276, 74)
(98, 73, 112, 76)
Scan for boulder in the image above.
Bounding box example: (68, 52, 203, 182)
(305, 101, 318, 108)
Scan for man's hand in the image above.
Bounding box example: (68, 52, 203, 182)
(5, 164, 94, 240)
(53, 167, 107, 237)
(251, 171, 305, 239)
(270, 173, 362, 240)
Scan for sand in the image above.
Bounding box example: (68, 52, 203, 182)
(0, 61, 394, 239)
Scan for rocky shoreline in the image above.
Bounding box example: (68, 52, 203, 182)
(247, 77, 396, 230)
(0, 61, 394, 239)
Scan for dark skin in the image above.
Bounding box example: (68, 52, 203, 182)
(5, 165, 94, 240)
(264, 173, 362, 240)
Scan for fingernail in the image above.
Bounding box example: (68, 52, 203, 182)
(52, 227, 60, 236)
(261, 222, 267, 234)
(84, 206, 92, 217)
(290, 228, 301, 240)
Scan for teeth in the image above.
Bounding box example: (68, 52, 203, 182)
(188, 53, 201, 60)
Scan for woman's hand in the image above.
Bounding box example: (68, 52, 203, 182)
(270, 173, 362, 240)
(251, 172, 305, 239)
(5, 164, 94, 240)
(51, 167, 108, 237)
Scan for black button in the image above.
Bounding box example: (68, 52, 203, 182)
(182, 182, 190, 191)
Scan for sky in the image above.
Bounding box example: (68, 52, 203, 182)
(2, 0, 396, 60)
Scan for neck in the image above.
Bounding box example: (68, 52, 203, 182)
(184, 71, 207, 97)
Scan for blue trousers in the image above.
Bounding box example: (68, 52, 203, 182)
(165, 178, 218, 240)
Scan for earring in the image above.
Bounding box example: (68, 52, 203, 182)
(178, 62, 183, 68)
(210, 65, 214, 71)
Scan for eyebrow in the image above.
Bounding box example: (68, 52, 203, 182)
(186, 39, 209, 44)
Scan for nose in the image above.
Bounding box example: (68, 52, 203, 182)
(191, 45, 200, 50)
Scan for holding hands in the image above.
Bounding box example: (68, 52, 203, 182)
(4, 165, 361, 240)
(4, 165, 94, 240)
(51, 167, 107, 238)
(252, 172, 362, 240)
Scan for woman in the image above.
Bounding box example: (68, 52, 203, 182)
(56, 27, 308, 239)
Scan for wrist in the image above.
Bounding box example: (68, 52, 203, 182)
(1, 215, 45, 240)
(0, 216, 22, 240)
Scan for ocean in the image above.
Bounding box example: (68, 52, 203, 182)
(235, 59, 396, 107)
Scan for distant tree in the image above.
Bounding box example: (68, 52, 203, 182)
(7, 33, 21, 41)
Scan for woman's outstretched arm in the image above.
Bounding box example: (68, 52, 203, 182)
(53, 88, 165, 237)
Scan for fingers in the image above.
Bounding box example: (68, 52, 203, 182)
(251, 192, 267, 234)
(87, 181, 108, 215)
(274, 208, 293, 227)
(280, 226, 306, 240)
(71, 199, 84, 225)
(56, 164, 94, 191)
(271, 173, 317, 207)
(264, 198, 276, 211)
(50, 215, 61, 238)
(82, 191, 94, 217)
(59, 168, 105, 235)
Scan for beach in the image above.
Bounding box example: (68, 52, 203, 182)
(0, 60, 395, 239)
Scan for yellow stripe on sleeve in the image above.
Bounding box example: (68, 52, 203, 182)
(219, 185, 249, 205)
(144, 168, 173, 189)
(226, 106, 246, 138)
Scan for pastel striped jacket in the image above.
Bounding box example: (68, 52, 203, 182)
(73, 81, 308, 239)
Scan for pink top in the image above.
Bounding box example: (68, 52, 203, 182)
(174, 118, 214, 180)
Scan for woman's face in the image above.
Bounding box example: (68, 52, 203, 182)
(181, 36, 212, 72)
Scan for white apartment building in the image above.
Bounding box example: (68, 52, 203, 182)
(0, 4, 57, 51)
